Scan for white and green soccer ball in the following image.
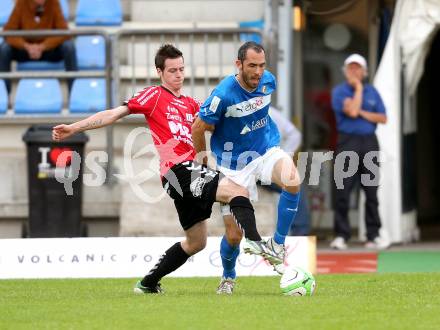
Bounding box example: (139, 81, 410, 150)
(280, 266, 316, 296)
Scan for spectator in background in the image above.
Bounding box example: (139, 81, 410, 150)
(268, 107, 310, 236)
(0, 0, 77, 92)
(330, 54, 390, 250)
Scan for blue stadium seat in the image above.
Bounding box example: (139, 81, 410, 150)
(59, 0, 70, 21)
(239, 19, 264, 44)
(69, 79, 106, 113)
(14, 79, 62, 114)
(0, 0, 14, 27)
(16, 61, 64, 71)
(75, 0, 122, 26)
(76, 36, 105, 70)
(0, 80, 7, 114)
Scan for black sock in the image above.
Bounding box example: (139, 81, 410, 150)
(229, 196, 262, 241)
(141, 242, 190, 287)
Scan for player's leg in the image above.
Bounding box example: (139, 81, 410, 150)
(272, 156, 301, 244)
(135, 219, 207, 294)
(270, 156, 301, 239)
(260, 154, 301, 274)
(216, 177, 283, 264)
(217, 176, 283, 262)
(135, 162, 212, 294)
(221, 211, 242, 279)
(216, 207, 242, 294)
(215, 176, 262, 241)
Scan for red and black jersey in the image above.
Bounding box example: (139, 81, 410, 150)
(125, 85, 200, 176)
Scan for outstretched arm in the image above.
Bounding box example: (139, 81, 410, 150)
(192, 117, 214, 165)
(52, 105, 130, 141)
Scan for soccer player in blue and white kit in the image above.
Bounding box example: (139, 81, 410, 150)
(192, 41, 301, 294)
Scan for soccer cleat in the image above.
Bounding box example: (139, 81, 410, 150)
(243, 238, 283, 266)
(266, 237, 286, 275)
(216, 277, 236, 295)
(133, 280, 164, 294)
(273, 263, 286, 275)
(330, 237, 347, 250)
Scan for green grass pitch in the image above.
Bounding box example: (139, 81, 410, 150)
(1, 273, 439, 329)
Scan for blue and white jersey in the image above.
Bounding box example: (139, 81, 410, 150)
(199, 70, 280, 170)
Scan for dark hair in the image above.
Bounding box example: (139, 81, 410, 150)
(155, 44, 183, 70)
(237, 41, 265, 62)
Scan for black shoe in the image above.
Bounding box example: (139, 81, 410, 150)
(133, 280, 164, 294)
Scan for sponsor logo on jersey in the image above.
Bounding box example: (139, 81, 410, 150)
(171, 101, 187, 109)
(240, 125, 251, 135)
(209, 96, 221, 114)
(167, 105, 179, 114)
(225, 95, 271, 118)
(166, 113, 182, 122)
(168, 121, 193, 146)
(239, 116, 268, 135)
(186, 113, 194, 122)
(251, 116, 268, 130)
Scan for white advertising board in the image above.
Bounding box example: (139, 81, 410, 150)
(0, 236, 316, 279)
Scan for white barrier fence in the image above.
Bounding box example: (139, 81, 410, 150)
(0, 236, 316, 279)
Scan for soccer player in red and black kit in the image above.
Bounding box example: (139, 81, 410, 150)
(53, 44, 281, 294)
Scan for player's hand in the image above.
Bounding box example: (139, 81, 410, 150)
(52, 124, 74, 141)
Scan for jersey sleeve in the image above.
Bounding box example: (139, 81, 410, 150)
(198, 91, 226, 125)
(124, 86, 161, 116)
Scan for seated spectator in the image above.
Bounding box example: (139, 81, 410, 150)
(0, 0, 77, 92)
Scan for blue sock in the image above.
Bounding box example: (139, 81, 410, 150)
(220, 236, 240, 279)
(274, 190, 300, 244)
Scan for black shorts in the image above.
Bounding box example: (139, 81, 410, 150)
(162, 161, 224, 230)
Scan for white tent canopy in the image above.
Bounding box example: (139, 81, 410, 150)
(374, 0, 440, 243)
(399, 0, 440, 94)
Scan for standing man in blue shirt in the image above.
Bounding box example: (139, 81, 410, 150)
(330, 54, 389, 250)
(192, 42, 301, 294)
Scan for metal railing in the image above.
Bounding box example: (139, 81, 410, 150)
(113, 27, 263, 103)
(0, 27, 263, 183)
(0, 29, 112, 116)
